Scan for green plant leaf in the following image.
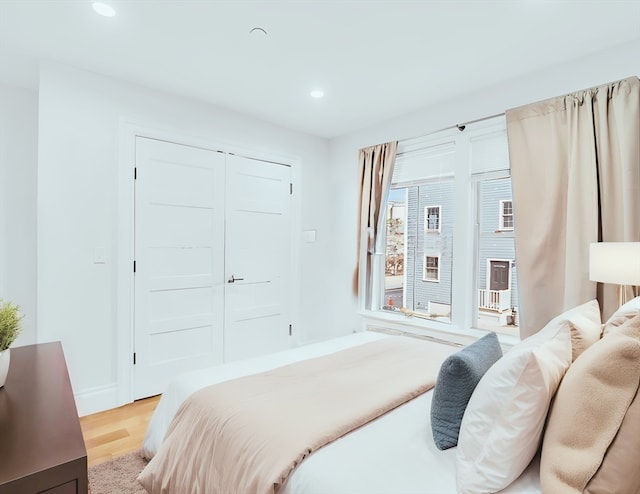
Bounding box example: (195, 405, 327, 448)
(0, 300, 23, 352)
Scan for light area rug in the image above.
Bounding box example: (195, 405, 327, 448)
(88, 450, 148, 494)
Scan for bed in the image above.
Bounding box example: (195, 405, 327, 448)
(138, 331, 541, 493)
(138, 297, 640, 493)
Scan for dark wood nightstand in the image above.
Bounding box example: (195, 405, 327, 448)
(0, 342, 88, 494)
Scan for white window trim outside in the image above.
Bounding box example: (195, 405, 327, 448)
(424, 205, 441, 233)
(423, 254, 440, 282)
(499, 199, 514, 231)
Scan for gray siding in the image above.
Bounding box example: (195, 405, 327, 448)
(403, 176, 519, 313)
(481, 179, 511, 232)
(410, 180, 454, 312)
(478, 178, 519, 308)
(405, 187, 418, 310)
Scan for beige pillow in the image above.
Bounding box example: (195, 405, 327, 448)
(603, 296, 640, 335)
(585, 385, 640, 494)
(567, 299, 601, 361)
(540, 313, 640, 494)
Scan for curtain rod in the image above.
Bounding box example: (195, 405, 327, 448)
(396, 111, 505, 151)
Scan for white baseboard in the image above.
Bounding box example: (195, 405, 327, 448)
(74, 383, 126, 417)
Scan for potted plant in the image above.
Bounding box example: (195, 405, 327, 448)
(0, 300, 23, 388)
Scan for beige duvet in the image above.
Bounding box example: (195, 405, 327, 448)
(138, 335, 455, 494)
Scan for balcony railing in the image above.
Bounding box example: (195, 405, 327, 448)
(479, 289, 511, 312)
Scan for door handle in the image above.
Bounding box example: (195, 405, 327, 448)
(227, 275, 244, 283)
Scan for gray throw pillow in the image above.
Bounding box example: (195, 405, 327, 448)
(430, 331, 502, 450)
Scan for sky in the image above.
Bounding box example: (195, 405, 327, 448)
(388, 188, 405, 203)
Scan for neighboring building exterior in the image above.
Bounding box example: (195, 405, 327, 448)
(477, 178, 519, 322)
(387, 176, 518, 327)
(405, 180, 454, 315)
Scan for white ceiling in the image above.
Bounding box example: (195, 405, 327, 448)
(1, 0, 638, 139)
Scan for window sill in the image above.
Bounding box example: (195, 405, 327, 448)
(358, 309, 520, 350)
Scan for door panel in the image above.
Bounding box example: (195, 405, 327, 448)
(224, 155, 292, 362)
(134, 137, 225, 399)
(489, 260, 510, 291)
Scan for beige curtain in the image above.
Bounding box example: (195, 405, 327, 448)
(354, 141, 398, 308)
(506, 76, 640, 338)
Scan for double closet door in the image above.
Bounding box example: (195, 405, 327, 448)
(133, 137, 292, 399)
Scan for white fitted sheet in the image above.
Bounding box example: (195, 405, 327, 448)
(142, 331, 541, 494)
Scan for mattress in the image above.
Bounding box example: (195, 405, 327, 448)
(141, 331, 541, 493)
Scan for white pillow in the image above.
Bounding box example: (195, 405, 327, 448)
(603, 296, 640, 335)
(455, 301, 595, 493)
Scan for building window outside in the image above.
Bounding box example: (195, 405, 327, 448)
(499, 200, 514, 230)
(425, 206, 441, 232)
(423, 255, 440, 282)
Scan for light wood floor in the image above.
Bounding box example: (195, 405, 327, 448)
(79, 395, 161, 467)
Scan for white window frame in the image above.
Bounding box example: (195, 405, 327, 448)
(424, 205, 441, 233)
(363, 115, 521, 348)
(499, 199, 514, 231)
(423, 255, 440, 282)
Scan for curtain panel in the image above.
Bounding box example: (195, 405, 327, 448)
(506, 76, 640, 338)
(355, 141, 398, 308)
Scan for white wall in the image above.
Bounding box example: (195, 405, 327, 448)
(37, 62, 332, 414)
(328, 40, 640, 337)
(9, 39, 640, 415)
(0, 84, 38, 347)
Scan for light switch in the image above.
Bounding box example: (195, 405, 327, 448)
(94, 247, 106, 264)
(303, 230, 317, 243)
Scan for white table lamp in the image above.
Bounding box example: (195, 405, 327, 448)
(589, 242, 640, 306)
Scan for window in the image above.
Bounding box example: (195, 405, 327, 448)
(499, 200, 514, 230)
(476, 179, 518, 336)
(425, 206, 441, 232)
(385, 196, 405, 277)
(387, 180, 452, 322)
(376, 115, 517, 337)
(382, 137, 455, 324)
(423, 255, 440, 281)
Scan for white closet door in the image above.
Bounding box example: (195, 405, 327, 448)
(224, 155, 293, 362)
(134, 137, 225, 399)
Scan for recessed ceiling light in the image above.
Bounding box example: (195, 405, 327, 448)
(92, 2, 116, 17)
(250, 27, 268, 36)
(310, 89, 324, 99)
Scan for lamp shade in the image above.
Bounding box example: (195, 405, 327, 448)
(589, 242, 640, 285)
